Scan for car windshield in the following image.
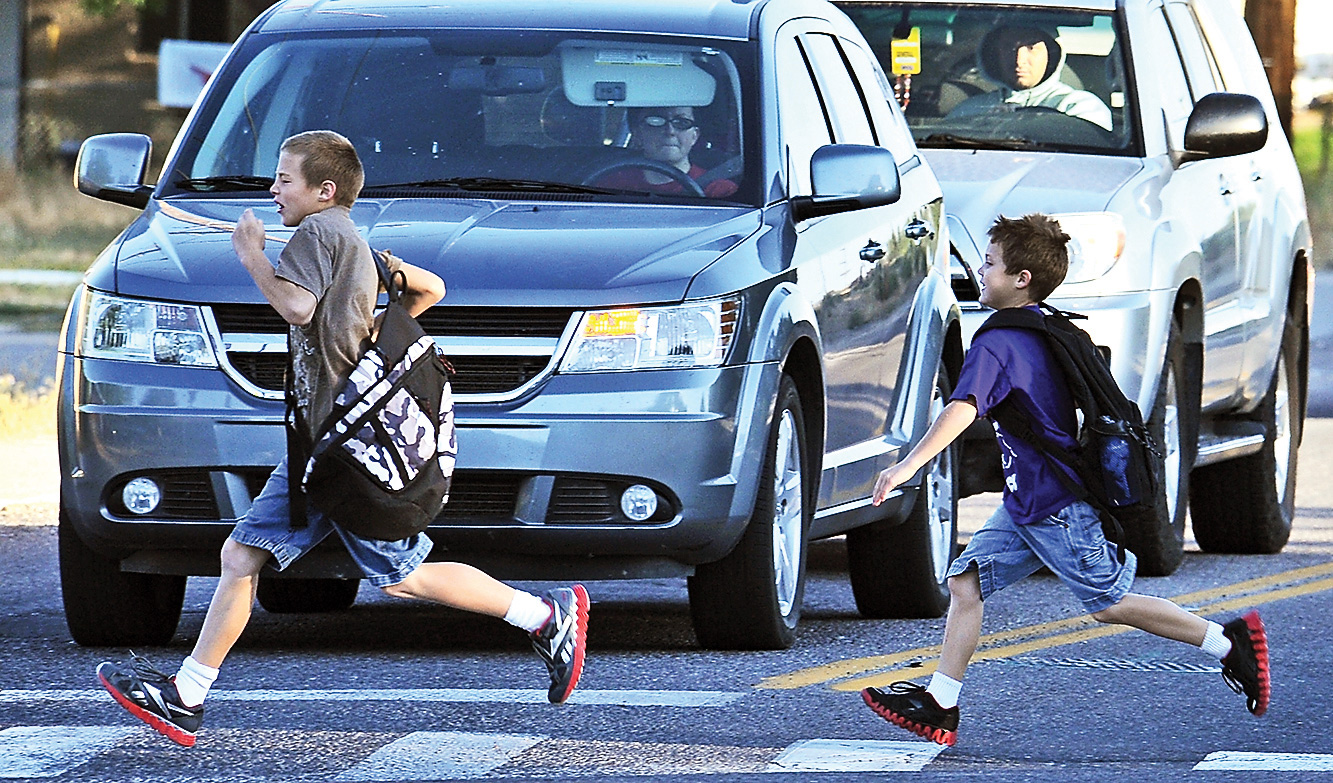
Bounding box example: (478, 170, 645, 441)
(839, 4, 1138, 155)
(166, 30, 755, 203)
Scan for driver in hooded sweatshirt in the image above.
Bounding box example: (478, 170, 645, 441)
(949, 25, 1113, 132)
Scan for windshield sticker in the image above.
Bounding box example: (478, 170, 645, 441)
(595, 50, 685, 67)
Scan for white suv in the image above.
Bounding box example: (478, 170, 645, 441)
(838, 0, 1312, 574)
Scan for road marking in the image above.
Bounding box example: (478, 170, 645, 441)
(760, 561, 1333, 691)
(2, 688, 744, 708)
(0, 726, 133, 778)
(337, 731, 545, 781)
(1194, 752, 1333, 771)
(766, 739, 946, 773)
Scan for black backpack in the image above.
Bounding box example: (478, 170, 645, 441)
(285, 252, 456, 541)
(974, 304, 1164, 556)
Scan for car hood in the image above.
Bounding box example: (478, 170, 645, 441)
(103, 198, 760, 307)
(921, 149, 1143, 251)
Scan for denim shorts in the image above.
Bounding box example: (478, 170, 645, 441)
(944, 500, 1137, 613)
(228, 457, 433, 588)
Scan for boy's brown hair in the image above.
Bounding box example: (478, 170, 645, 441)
(280, 130, 364, 207)
(987, 213, 1070, 302)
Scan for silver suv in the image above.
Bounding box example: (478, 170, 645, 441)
(838, 0, 1311, 575)
(61, 0, 962, 650)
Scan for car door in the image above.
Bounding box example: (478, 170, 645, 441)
(1157, 1, 1251, 408)
(774, 22, 924, 512)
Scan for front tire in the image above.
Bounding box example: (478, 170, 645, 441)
(846, 362, 958, 618)
(688, 376, 810, 650)
(1123, 322, 1194, 576)
(59, 507, 185, 647)
(1189, 320, 1301, 553)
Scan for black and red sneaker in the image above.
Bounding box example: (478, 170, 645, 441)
(1220, 610, 1270, 717)
(529, 584, 589, 704)
(861, 682, 959, 746)
(96, 655, 202, 747)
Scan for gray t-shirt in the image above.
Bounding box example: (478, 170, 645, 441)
(274, 205, 400, 433)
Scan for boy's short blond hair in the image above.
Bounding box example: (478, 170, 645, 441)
(280, 130, 364, 207)
(988, 213, 1070, 302)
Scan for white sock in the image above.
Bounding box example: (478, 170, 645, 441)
(926, 671, 962, 710)
(173, 656, 219, 708)
(503, 590, 552, 633)
(1200, 621, 1232, 660)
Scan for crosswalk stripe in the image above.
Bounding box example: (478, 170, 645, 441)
(766, 739, 947, 773)
(1, 688, 743, 708)
(0, 726, 134, 778)
(1194, 752, 1333, 771)
(337, 731, 546, 781)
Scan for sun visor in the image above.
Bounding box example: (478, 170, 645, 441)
(560, 44, 716, 107)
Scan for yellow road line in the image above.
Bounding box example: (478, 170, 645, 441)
(758, 561, 1333, 692)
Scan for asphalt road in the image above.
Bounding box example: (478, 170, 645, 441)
(1, 422, 1331, 781)
(0, 274, 1330, 780)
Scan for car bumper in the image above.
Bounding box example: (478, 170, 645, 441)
(58, 353, 780, 578)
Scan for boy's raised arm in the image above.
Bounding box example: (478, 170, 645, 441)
(872, 398, 978, 506)
(395, 261, 446, 317)
(232, 209, 318, 326)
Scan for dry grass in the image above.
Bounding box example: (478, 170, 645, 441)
(0, 377, 55, 441)
(0, 165, 136, 272)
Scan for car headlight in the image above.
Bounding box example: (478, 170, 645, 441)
(560, 298, 739, 372)
(1052, 212, 1126, 284)
(80, 290, 218, 367)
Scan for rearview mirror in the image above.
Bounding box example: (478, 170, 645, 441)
(1179, 92, 1268, 164)
(75, 133, 153, 209)
(791, 144, 901, 221)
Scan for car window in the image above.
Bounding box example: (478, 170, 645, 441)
(169, 31, 756, 204)
(840, 38, 918, 163)
(838, 3, 1137, 155)
(1148, 7, 1197, 148)
(776, 31, 834, 196)
(1164, 3, 1223, 100)
(801, 33, 877, 146)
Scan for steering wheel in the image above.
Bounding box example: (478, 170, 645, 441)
(581, 158, 706, 197)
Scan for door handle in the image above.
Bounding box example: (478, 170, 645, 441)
(905, 219, 933, 241)
(860, 240, 886, 262)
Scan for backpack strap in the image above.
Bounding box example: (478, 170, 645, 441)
(285, 337, 311, 529)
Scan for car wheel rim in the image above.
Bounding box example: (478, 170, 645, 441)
(771, 409, 804, 617)
(1273, 353, 1292, 504)
(926, 382, 954, 583)
(1161, 363, 1181, 517)
(927, 445, 955, 583)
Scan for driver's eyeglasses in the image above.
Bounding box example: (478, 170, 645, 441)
(641, 115, 698, 131)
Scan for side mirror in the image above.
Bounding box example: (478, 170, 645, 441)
(75, 133, 154, 209)
(791, 144, 901, 221)
(1179, 92, 1268, 164)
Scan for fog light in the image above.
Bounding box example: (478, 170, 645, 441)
(620, 484, 658, 521)
(122, 477, 162, 515)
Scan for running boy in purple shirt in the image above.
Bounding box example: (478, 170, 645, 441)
(860, 214, 1270, 746)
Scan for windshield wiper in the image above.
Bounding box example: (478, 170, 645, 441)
(174, 175, 275, 192)
(365, 177, 614, 195)
(918, 133, 1041, 151)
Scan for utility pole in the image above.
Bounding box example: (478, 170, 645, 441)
(1244, 0, 1297, 140)
(0, 0, 22, 169)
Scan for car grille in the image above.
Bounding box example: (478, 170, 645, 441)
(212, 304, 574, 396)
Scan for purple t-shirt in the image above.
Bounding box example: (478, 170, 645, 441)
(953, 308, 1085, 524)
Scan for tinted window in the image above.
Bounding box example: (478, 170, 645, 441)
(802, 33, 877, 145)
(838, 4, 1137, 155)
(169, 31, 756, 204)
(776, 32, 833, 195)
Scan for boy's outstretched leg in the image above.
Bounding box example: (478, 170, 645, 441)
(861, 571, 981, 746)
